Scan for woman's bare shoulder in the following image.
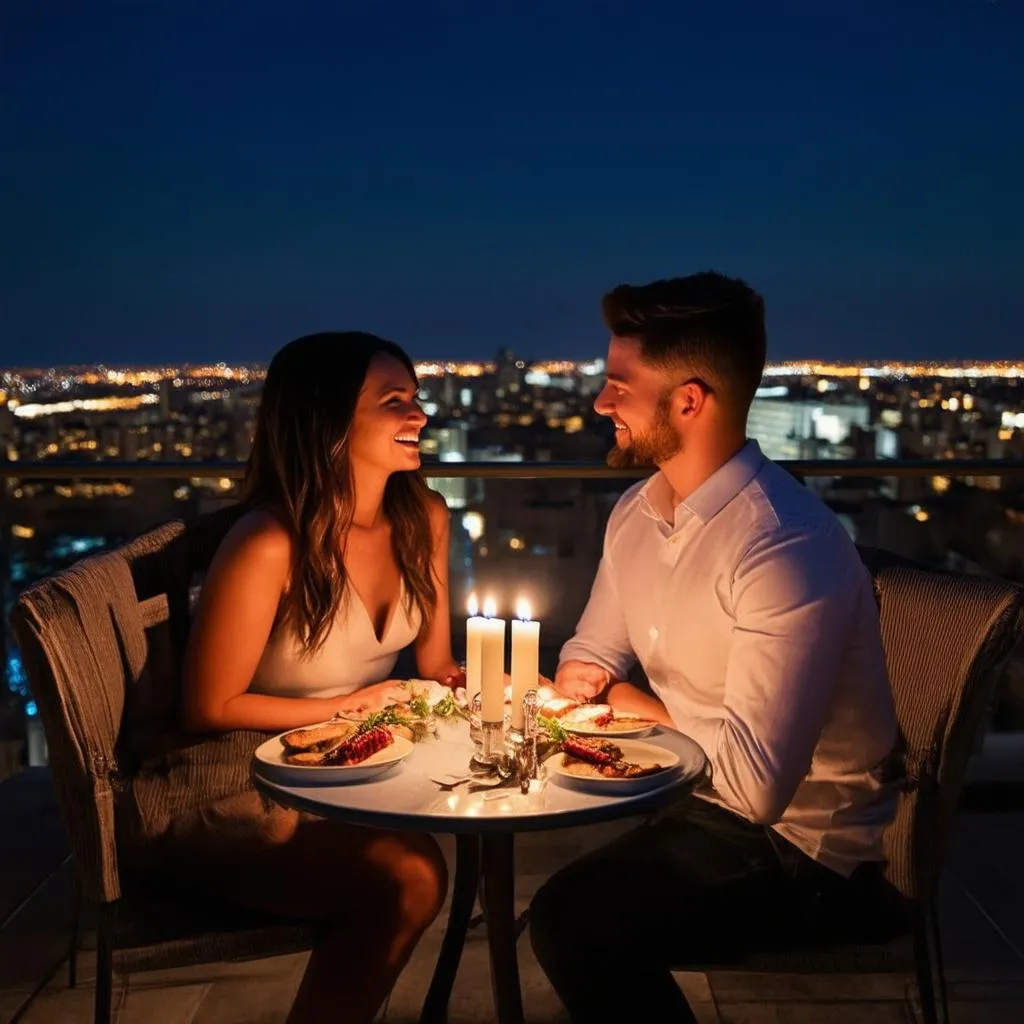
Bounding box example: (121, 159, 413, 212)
(213, 508, 293, 574)
(425, 489, 450, 535)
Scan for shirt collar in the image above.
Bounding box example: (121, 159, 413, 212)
(639, 439, 766, 529)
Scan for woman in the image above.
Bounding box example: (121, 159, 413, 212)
(156, 332, 458, 1023)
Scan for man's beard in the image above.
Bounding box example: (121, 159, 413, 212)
(606, 392, 682, 469)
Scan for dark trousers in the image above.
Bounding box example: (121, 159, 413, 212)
(529, 799, 907, 1023)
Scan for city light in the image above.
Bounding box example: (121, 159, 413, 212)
(1, 355, 1022, 512)
(462, 512, 484, 541)
(13, 394, 159, 418)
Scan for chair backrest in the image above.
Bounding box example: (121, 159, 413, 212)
(10, 507, 241, 903)
(859, 547, 1024, 900)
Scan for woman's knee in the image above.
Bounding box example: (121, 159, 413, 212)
(369, 833, 449, 932)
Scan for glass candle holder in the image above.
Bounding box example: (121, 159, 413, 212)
(508, 689, 541, 792)
(478, 719, 506, 766)
(469, 691, 483, 753)
(469, 691, 506, 768)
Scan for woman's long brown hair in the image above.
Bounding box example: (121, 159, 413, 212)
(242, 332, 437, 655)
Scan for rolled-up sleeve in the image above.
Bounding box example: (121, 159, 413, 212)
(680, 525, 856, 825)
(558, 507, 636, 680)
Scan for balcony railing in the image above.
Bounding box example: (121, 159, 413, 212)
(2, 457, 1024, 480)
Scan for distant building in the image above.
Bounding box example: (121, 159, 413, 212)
(748, 394, 871, 460)
(159, 378, 173, 419)
(495, 348, 525, 396)
(424, 422, 472, 509)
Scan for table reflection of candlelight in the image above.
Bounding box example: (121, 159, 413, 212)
(465, 593, 485, 703)
(510, 598, 540, 731)
(479, 596, 506, 724)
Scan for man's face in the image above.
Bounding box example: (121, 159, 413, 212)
(593, 336, 681, 468)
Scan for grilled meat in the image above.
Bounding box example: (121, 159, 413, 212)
(561, 734, 663, 779)
(320, 726, 394, 766)
(562, 735, 624, 765)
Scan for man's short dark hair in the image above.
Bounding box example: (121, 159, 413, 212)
(601, 270, 767, 420)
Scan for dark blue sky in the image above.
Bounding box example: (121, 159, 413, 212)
(3, 0, 1022, 367)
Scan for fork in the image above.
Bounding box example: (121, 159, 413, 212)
(431, 768, 497, 791)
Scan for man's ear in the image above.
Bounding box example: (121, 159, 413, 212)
(670, 380, 708, 420)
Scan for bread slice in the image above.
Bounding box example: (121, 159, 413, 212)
(284, 748, 337, 766)
(538, 697, 579, 719)
(281, 720, 357, 753)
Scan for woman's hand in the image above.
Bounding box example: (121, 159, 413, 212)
(336, 680, 412, 715)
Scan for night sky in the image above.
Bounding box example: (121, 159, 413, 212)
(3, 0, 1022, 367)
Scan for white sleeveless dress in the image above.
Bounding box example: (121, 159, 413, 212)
(249, 582, 421, 699)
(120, 578, 424, 874)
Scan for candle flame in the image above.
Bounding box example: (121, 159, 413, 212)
(467, 593, 479, 617)
(515, 597, 532, 622)
(482, 595, 498, 618)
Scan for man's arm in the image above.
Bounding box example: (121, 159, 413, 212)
(679, 527, 858, 825)
(556, 504, 637, 697)
(559, 552, 635, 680)
(606, 682, 673, 726)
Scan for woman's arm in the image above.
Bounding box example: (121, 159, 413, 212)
(181, 511, 366, 734)
(414, 493, 463, 685)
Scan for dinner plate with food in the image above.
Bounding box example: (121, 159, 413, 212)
(548, 735, 681, 795)
(558, 703, 659, 738)
(254, 717, 415, 785)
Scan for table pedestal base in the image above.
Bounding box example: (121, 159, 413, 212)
(480, 833, 524, 1024)
(420, 835, 480, 1023)
(420, 833, 525, 1024)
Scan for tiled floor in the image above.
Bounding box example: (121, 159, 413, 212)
(2, 771, 1024, 1023)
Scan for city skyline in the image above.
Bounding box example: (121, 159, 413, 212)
(4, 356, 1024, 390)
(4, 1, 1022, 365)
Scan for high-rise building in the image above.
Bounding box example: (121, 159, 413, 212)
(159, 378, 173, 420)
(748, 395, 871, 460)
(425, 422, 471, 509)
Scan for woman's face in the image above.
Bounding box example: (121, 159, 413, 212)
(348, 353, 427, 475)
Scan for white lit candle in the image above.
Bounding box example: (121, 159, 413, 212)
(479, 596, 506, 723)
(465, 593, 485, 703)
(510, 598, 540, 731)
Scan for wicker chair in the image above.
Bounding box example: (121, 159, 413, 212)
(676, 546, 1024, 1024)
(10, 509, 316, 1024)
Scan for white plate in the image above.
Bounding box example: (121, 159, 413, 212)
(562, 718, 658, 739)
(560, 704, 658, 739)
(254, 729, 415, 786)
(548, 738, 681, 795)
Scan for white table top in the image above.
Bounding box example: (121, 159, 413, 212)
(252, 720, 708, 835)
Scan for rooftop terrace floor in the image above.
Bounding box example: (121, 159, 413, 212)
(2, 769, 1023, 1023)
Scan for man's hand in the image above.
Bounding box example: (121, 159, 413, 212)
(554, 660, 611, 703)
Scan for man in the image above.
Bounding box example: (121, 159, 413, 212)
(530, 271, 902, 1023)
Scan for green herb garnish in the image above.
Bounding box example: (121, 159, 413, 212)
(538, 715, 567, 745)
(431, 691, 468, 721)
(356, 705, 407, 734)
(409, 695, 431, 719)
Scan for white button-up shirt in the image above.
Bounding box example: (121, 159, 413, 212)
(560, 440, 898, 875)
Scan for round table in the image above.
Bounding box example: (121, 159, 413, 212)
(252, 720, 707, 1024)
